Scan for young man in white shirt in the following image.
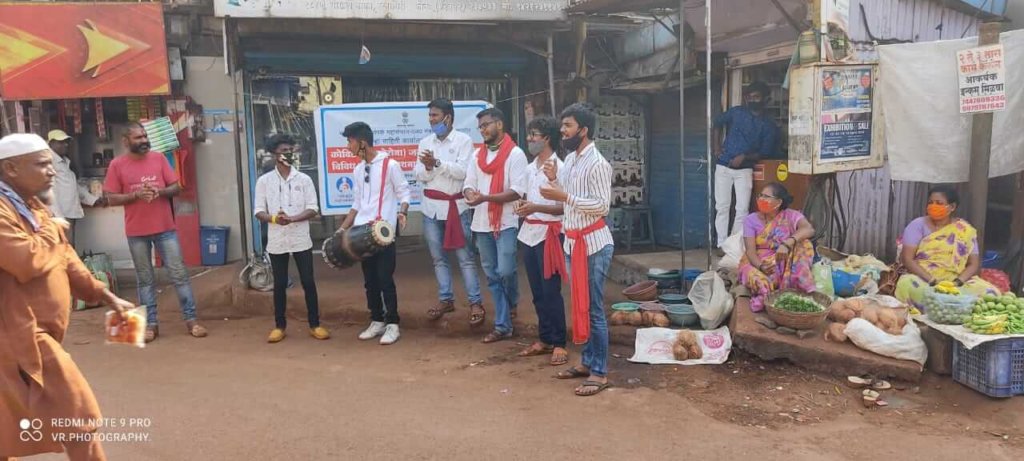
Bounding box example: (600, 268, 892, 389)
(541, 103, 615, 397)
(514, 115, 568, 366)
(414, 98, 484, 325)
(253, 134, 328, 343)
(463, 108, 527, 344)
(46, 130, 104, 246)
(339, 122, 411, 345)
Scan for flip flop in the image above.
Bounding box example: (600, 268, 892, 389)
(549, 348, 569, 366)
(518, 342, 553, 357)
(469, 304, 486, 327)
(871, 380, 892, 391)
(482, 330, 512, 344)
(847, 376, 873, 389)
(555, 366, 589, 379)
(575, 380, 612, 397)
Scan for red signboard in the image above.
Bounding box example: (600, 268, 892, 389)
(0, 2, 170, 100)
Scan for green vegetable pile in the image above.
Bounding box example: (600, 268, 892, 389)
(965, 293, 1024, 335)
(773, 293, 825, 313)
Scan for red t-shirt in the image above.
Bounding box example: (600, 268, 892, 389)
(103, 152, 178, 237)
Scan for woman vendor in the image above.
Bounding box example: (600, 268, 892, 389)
(739, 183, 816, 312)
(895, 185, 1000, 308)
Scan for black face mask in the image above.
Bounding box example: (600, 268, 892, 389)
(746, 100, 765, 111)
(561, 129, 585, 153)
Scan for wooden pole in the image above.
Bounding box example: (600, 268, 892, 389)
(967, 22, 1002, 255)
(679, 0, 687, 272)
(574, 18, 588, 103)
(1011, 172, 1024, 293)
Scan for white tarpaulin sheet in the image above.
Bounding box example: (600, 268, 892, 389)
(878, 30, 1024, 182)
(914, 314, 1024, 350)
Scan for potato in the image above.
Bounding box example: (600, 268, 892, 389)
(653, 313, 671, 328)
(833, 308, 856, 323)
(676, 330, 698, 348)
(686, 342, 704, 360)
(824, 322, 848, 342)
(828, 300, 848, 321)
(673, 343, 689, 361)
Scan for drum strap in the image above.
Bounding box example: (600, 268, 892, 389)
(376, 157, 391, 221)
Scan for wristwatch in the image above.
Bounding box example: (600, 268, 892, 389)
(433, 159, 441, 168)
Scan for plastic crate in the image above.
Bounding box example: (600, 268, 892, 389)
(952, 338, 1024, 398)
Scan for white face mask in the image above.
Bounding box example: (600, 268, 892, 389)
(528, 140, 546, 156)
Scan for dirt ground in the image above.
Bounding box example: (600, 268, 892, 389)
(25, 246, 1024, 460)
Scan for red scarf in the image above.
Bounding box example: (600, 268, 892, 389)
(422, 189, 465, 250)
(525, 218, 566, 280)
(565, 218, 606, 345)
(476, 133, 515, 233)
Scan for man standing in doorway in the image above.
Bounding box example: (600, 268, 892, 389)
(103, 123, 208, 343)
(711, 81, 778, 252)
(541, 103, 615, 397)
(46, 129, 104, 246)
(254, 133, 328, 343)
(414, 98, 484, 325)
(463, 108, 528, 344)
(339, 122, 411, 345)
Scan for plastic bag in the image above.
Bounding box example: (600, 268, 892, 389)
(923, 289, 976, 325)
(628, 326, 733, 365)
(844, 317, 927, 365)
(716, 232, 744, 271)
(239, 253, 274, 292)
(812, 260, 835, 299)
(687, 271, 734, 329)
(105, 306, 146, 348)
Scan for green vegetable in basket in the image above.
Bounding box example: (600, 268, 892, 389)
(773, 293, 825, 313)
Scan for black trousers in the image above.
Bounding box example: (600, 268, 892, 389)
(522, 241, 567, 348)
(268, 249, 320, 329)
(361, 243, 399, 324)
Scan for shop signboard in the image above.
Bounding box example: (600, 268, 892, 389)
(214, 0, 568, 21)
(313, 101, 489, 215)
(0, 2, 170, 100)
(819, 66, 873, 163)
(957, 44, 1006, 114)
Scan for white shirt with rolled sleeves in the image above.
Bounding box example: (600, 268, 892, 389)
(49, 154, 99, 219)
(463, 145, 529, 233)
(414, 130, 475, 220)
(351, 153, 412, 229)
(254, 168, 320, 255)
(558, 143, 614, 256)
(518, 156, 564, 247)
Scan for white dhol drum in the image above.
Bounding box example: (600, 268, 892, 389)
(321, 220, 396, 269)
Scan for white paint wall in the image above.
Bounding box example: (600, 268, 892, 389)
(184, 56, 245, 262)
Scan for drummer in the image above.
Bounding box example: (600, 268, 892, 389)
(338, 122, 411, 346)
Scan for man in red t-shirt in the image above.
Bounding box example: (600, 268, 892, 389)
(103, 123, 207, 343)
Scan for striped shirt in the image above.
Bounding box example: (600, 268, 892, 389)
(558, 142, 614, 256)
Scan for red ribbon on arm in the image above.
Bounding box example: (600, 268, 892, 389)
(422, 189, 466, 250)
(565, 218, 606, 345)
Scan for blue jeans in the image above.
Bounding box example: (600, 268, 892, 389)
(475, 228, 519, 334)
(522, 240, 566, 348)
(127, 230, 198, 326)
(566, 244, 614, 377)
(423, 211, 482, 304)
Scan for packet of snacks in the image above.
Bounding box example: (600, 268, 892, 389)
(105, 306, 146, 348)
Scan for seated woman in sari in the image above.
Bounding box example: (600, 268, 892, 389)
(895, 185, 1000, 308)
(738, 183, 817, 312)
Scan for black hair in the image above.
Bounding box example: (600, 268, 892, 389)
(265, 133, 296, 154)
(527, 115, 562, 155)
(342, 121, 374, 147)
(123, 122, 145, 138)
(927, 185, 959, 206)
(476, 107, 505, 125)
(427, 98, 455, 120)
(764, 182, 794, 210)
(744, 81, 771, 98)
(559, 103, 597, 139)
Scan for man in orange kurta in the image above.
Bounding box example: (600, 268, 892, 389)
(0, 133, 133, 461)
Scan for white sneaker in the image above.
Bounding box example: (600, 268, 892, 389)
(380, 324, 400, 345)
(358, 321, 386, 340)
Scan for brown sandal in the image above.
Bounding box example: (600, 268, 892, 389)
(186, 321, 208, 338)
(517, 342, 553, 357)
(469, 303, 486, 327)
(482, 330, 512, 344)
(555, 366, 589, 379)
(549, 347, 569, 366)
(575, 380, 612, 397)
(427, 300, 455, 320)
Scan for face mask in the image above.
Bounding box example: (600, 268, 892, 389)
(746, 100, 765, 111)
(756, 198, 777, 214)
(528, 140, 546, 156)
(279, 152, 297, 166)
(561, 132, 583, 153)
(927, 203, 951, 220)
(431, 119, 449, 137)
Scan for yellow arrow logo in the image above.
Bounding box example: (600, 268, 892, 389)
(77, 19, 130, 77)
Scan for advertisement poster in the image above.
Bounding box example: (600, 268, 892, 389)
(314, 101, 489, 215)
(820, 67, 873, 162)
(957, 44, 1006, 114)
(0, 2, 170, 100)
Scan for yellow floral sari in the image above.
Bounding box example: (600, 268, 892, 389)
(895, 219, 999, 308)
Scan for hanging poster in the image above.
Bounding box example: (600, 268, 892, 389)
(820, 66, 873, 162)
(313, 101, 488, 215)
(957, 44, 1006, 114)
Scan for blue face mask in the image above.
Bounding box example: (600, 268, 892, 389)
(431, 117, 449, 136)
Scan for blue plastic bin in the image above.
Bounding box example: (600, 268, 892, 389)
(832, 269, 862, 297)
(200, 226, 230, 266)
(952, 337, 1024, 398)
(982, 250, 1002, 269)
